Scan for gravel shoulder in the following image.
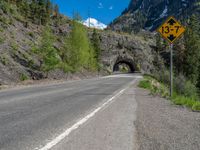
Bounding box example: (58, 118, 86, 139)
(135, 87, 200, 150)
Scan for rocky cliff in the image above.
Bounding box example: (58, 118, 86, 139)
(109, 0, 199, 33)
(0, 7, 160, 85)
(98, 31, 158, 74)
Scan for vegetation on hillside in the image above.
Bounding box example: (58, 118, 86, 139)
(151, 3, 200, 111)
(139, 75, 200, 112)
(1, 0, 60, 26)
(60, 20, 99, 72)
(0, 1, 102, 80)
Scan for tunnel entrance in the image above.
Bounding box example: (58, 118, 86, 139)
(113, 60, 135, 73)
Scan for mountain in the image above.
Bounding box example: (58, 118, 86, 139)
(109, 0, 200, 33)
(83, 18, 107, 30)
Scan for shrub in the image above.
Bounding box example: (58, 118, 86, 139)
(174, 74, 186, 95)
(138, 79, 151, 89)
(139, 75, 199, 112)
(28, 32, 34, 38)
(174, 74, 198, 98)
(0, 55, 8, 65)
(154, 70, 170, 85)
(192, 102, 200, 111)
(0, 1, 10, 14)
(20, 73, 29, 81)
(0, 16, 10, 25)
(0, 36, 5, 44)
(11, 42, 19, 51)
(184, 81, 198, 98)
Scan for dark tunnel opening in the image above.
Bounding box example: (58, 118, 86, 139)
(113, 60, 135, 73)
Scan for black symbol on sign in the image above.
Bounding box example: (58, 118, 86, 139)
(168, 19, 176, 25)
(167, 35, 176, 42)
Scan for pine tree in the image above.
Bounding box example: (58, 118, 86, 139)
(33, 26, 60, 76)
(91, 29, 101, 71)
(183, 15, 200, 84)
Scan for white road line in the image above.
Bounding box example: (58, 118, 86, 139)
(102, 75, 143, 79)
(37, 89, 126, 150)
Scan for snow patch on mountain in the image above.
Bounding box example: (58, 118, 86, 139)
(160, 5, 168, 18)
(83, 18, 107, 30)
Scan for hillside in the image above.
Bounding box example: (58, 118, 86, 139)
(0, 0, 100, 85)
(0, 0, 159, 85)
(108, 0, 200, 33)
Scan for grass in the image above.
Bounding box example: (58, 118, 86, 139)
(138, 79, 151, 89)
(138, 75, 200, 112)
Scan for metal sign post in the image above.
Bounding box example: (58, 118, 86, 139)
(157, 16, 186, 97)
(170, 44, 173, 97)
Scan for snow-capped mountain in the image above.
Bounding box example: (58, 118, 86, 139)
(83, 18, 107, 30)
(109, 0, 199, 33)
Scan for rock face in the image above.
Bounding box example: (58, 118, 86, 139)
(98, 31, 158, 74)
(109, 0, 199, 33)
(0, 4, 161, 85)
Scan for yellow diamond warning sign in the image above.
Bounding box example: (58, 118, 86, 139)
(157, 16, 186, 43)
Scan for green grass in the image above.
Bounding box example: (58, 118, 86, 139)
(138, 79, 151, 89)
(138, 75, 200, 112)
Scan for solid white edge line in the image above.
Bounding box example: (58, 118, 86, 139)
(37, 87, 128, 150)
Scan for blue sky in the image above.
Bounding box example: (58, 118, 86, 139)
(53, 0, 130, 25)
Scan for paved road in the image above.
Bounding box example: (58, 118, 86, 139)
(0, 74, 139, 150)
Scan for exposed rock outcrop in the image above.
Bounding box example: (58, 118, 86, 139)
(108, 0, 199, 33)
(99, 31, 158, 74)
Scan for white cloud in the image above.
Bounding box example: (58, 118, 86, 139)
(109, 6, 113, 10)
(98, 2, 104, 9)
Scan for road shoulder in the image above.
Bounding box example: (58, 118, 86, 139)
(135, 87, 200, 150)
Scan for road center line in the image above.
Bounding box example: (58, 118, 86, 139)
(37, 79, 137, 150)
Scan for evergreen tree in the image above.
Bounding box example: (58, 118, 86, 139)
(33, 26, 60, 76)
(91, 29, 101, 71)
(183, 15, 200, 84)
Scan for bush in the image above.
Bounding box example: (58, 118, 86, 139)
(192, 102, 200, 111)
(174, 74, 198, 98)
(184, 81, 198, 98)
(20, 73, 29, 81)
(0, 36, 5, 44)
(174, 74, 186, 94)
(11, 42, 19, 51)
(139, 75, 200, 112)
(0, 55, 8, 65)
(138, 79, 151, 89)
(0, 1, 10, 14)
(28, 32, 34, 38)
(154, 70, 170, 85)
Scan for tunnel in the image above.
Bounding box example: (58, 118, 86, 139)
(113, 60, 135, 73)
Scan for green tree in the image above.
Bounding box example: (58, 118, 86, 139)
(91, 29, 101, 71)
(183, 15, 200, 84)
(33, 26, 60, 76)
(65, 19, 96, 71)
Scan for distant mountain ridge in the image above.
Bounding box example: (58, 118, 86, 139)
(83, 18, 107, 30)
(109, 0, 200, 33)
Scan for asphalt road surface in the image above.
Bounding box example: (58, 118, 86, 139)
(0, 74, 140, 150)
